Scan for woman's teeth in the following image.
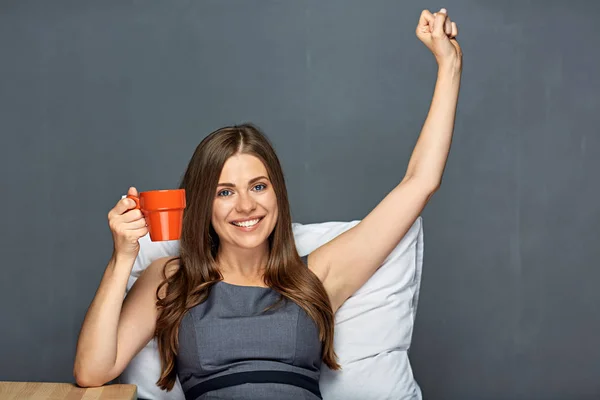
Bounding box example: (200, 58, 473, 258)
(232, 218, 261, 227)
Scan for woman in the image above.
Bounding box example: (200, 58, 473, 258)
(74, 8, 462, 399)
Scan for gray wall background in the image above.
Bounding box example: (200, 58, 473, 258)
(1, 1, 599, 399)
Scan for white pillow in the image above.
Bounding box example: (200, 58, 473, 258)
(119, 217, 424, 400)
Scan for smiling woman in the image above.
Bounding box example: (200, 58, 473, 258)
(152, 124, 339, 397)
(73, 8, 462, 400)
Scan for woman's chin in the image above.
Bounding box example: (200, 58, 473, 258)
(235, 236, 270, 250)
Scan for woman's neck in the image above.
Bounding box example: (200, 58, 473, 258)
(216, 243, 270, 280)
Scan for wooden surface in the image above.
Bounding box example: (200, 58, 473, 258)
(0, 382, 137, 400)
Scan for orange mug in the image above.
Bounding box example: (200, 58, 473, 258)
(127, 189, 186, 242)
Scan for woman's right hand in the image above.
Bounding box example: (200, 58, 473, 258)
(108, 186, 148, 260)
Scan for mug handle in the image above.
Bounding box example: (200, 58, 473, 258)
(126, 194, 141, 210)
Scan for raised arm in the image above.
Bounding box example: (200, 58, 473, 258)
(309, 8, 463, 312)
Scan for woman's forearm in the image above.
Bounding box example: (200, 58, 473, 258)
(404, 62, 462, 189)
(73, 255, 135, 385)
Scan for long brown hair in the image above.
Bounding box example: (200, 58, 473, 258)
(154, 123, 340, 390)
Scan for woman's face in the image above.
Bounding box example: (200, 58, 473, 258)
(211, 153, 279, 251)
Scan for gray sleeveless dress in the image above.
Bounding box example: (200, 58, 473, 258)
(176, 255, 323, 399)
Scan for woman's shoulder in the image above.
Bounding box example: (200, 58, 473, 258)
(163, 256, 181, 275)
(141, 256, 181, 299)
(148, 256, 181, 276)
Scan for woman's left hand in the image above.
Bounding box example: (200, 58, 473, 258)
(416, 8, 462, 69)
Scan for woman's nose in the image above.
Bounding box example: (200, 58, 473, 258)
(235, 192, 256, 213)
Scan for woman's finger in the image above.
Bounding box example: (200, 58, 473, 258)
(110, 197, 137, 217)
(120, 209, 145, 223)
(125, 218, 148, 230)
(417, 9, 435, 34)
(418, 9, 435, 28)
(451, 22, 458, 38)
(445, 15, 452, 35)
(129, 227, 149, 237)
(433, 9, 448, 37)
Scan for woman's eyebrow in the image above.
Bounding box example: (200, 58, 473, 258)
(217, 175, 269, 188)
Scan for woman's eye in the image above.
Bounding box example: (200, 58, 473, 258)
(218, 190, 232, 197)
(253, 184, 267, 191)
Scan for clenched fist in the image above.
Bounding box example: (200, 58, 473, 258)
(416, 8, 462, 69)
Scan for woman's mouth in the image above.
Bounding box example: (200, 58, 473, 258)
(230, 217, 264, 231)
